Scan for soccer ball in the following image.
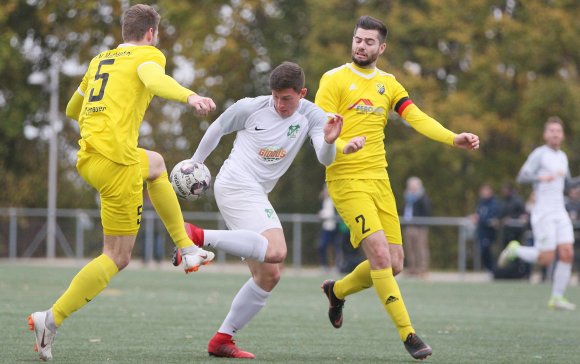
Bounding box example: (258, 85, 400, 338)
(170, 160, 211, 201)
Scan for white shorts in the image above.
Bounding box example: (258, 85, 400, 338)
(214, 177, 282, 233)
(531, 209, 574, 251)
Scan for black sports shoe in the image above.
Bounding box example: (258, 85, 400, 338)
(171, 246, 182, 267)
(321, 280, 345, 328)
(404, 333, 432, 360)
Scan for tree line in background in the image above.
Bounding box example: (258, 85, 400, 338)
(1, 0, 579, 217)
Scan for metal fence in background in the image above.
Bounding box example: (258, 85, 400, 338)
(0, 207, 475, 276)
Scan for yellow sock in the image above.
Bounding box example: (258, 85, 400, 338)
(52, 254, 118, 326)
(334, 260, 373, 299)
(147, 171, 192, 249)
(371, 267, 414, 341)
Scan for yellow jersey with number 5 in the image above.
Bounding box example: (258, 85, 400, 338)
(77, 44, 166, 165)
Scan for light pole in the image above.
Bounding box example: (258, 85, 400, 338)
(46, 57, 60, 259)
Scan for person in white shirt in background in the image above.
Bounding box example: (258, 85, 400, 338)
(498, 116, 578, 310)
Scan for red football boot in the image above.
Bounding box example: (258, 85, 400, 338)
(208, 332, 255, 359)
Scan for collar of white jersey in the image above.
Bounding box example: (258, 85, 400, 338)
(347, 62, 377, 79)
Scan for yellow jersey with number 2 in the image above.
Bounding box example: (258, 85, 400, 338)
(315, 62, 456, 181)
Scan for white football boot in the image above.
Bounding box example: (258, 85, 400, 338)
(181, 245, 215, 273)
(28, 311, 57, 361)
(548, 296, 576, 311)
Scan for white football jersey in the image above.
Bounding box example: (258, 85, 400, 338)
(517, 145, 570, 213)
(193, 95, 335, 193)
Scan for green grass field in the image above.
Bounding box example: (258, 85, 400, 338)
(1, 262, 579, 364)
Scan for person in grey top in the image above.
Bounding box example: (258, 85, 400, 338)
(498, 116, 577, 310)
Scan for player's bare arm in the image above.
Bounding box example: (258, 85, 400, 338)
(343, 136, 366, 154)
(453, 132, 480, 150)
(188, 94, 217, 117)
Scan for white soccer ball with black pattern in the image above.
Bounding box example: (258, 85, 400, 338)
(170, 160, 211, 201)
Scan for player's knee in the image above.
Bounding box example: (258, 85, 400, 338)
(271, 248, 287, 263)
(369, 250, 391, 269)
(147, 151, 167, 180)
(559, 249, 574, 263)
(265, 245, 287, 263)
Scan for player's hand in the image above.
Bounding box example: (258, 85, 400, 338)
(323, 113, 343, 144)
(188, 94, 216, 117)
(343, 136, 366, 154)
(453, 132, 479, 150)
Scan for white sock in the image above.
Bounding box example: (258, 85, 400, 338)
(180, 245, 199, 255)
(551, 261, 572, 297)
(218, 278, 270, 336)
(516, 246, 539, 263)
(204, 230, 268, 262)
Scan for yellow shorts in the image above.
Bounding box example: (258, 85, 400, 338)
(328, 178, 401, 248)
(76, 149, 149, 236)
(139, 148, 150, 179)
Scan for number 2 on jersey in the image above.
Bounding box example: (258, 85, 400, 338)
(355, 214, 370, 234)
(89, 59, 115, 102)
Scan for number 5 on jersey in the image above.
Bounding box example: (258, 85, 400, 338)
(89, 59, 115, 102)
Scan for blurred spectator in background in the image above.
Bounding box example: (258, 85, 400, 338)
(472, 183, 500, 273)
(337, 219, 364, 274)
(565, 185, 580, 278)
(401, 176, 431, 278)
(153, 218, 166, 263)
(565, 185, 580, 222)
(318, 184, 342, 272)
(499, 182, 527, 247)
(494, 185, 532, 280)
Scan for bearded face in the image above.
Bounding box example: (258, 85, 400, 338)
(351, 28, 385, 68)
